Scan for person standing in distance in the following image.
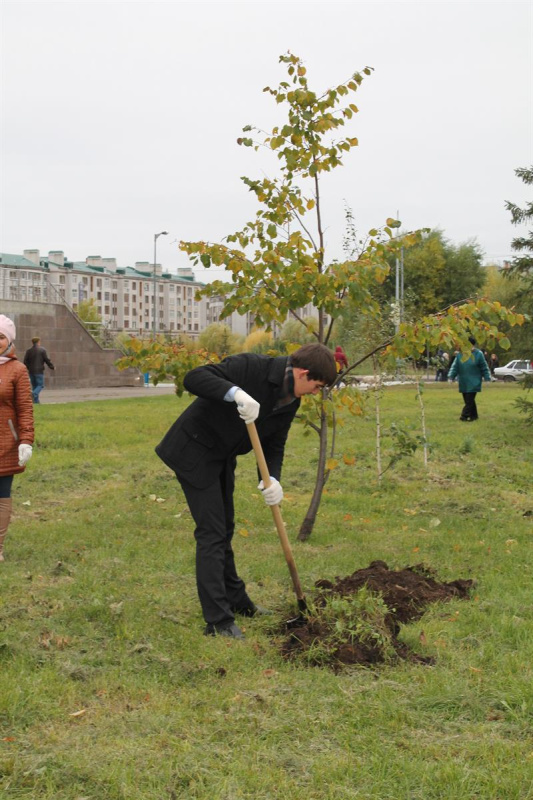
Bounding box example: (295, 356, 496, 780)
(448, 336, 491, 421)
(24, 336, 55, 404)
(0, 315, 34, 561)
(156, 343, 337, 639)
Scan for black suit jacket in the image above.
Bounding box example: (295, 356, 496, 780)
(155, 353, 300, 489)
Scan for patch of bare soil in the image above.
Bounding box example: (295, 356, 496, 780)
(280, 560, 473, 668)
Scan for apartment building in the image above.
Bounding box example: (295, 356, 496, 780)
(0, 249, 320, 340)
(0, 249, 211, 337)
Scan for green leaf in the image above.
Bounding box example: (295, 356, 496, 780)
(499, 336, 511, 350)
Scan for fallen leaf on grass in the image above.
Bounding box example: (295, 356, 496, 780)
(238, 528, 249, 538)
(403, 508, 417, 516)
(263, 669, 277, 677)
(469, 666, 482, 673)
(429, 518, 441, 528)
(419, 631, 428, 646)
(69, 709, 87, 718)
(343, 514, 353, 521)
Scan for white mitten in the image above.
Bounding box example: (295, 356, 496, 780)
(18, 444, 33, 466)
(234, 389, 260, 424)
(258, 477, 283, 506)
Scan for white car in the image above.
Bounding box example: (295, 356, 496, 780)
(493, 359, 533, 382)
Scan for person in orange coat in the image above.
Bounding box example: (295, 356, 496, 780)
(0, 315, 34, 561)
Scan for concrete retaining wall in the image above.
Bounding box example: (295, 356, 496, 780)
(2, 301, 140, 388)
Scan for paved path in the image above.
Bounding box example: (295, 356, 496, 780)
(39, 384, 177, 404)
(37, 378, 507, 404)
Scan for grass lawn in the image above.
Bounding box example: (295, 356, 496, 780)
(1, 382, 532, 799)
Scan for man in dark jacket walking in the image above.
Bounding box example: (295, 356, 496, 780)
(448, 336, 491, 421)
(24, 337, 55, 404)
(156, 343, 337, 639)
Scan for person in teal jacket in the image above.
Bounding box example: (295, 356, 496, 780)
(448, 337, 491, 421)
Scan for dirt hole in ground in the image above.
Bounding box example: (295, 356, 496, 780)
(280, 560, 473, 669)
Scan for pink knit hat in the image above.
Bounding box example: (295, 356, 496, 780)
(0, 315, 16, 344)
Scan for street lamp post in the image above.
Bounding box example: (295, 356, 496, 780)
(153, 231, 168, 336)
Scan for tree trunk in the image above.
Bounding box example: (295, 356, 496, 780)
(298, 406, 328, 541)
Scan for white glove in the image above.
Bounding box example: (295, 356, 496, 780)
(18, 444, 33, 466)
(234, 389, 260, 424)
(258, 477, 283, 506)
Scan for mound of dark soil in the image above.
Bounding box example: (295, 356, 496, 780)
(280, 560, 474, 668)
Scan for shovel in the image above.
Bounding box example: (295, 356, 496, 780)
(246, 421, 308, 622)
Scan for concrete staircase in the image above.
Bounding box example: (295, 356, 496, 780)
(3, 301, 140, 389)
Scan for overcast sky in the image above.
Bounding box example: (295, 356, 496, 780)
(1, 0, 531, 282)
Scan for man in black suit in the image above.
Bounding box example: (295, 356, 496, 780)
(156, 343, 337, 639)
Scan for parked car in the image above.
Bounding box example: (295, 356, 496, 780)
(493, 359, 533, 382)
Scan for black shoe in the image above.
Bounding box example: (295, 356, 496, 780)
(234, 603, 272, 618)
(204, 622, 245, 639)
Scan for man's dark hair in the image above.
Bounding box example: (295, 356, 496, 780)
(31, 337, 40, 344)
(290, 343, 337, 385)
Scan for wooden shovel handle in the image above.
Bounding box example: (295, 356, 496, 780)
(246, 421, 305, 604)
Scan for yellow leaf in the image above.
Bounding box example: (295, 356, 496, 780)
(238, 528, 250, 538)
(326, 459, 339, 471)
(403, 508, 417, 516)
(343, 454, 356, 465)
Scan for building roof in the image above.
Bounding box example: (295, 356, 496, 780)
(0, 252, 204, 286)
(0, 253, 49, 270)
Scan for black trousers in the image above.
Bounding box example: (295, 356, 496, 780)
(461, 392, 478, 420)
(177, 459, 252, 627)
